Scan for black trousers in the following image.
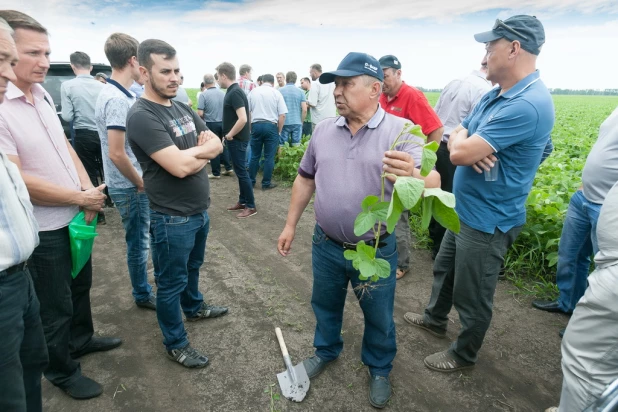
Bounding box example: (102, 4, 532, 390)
(74, 129, 110, 209)
(428, 142, 457, 254)
(27, 227, 94, 388)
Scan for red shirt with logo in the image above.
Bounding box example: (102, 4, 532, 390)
(379, 82, 442, 136)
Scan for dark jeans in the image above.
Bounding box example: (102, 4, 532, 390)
(227, 139, 255, 208)
(279, 124, 302, 146)
(249, 122, 279, 188)
(311, 225, 398, 376)
(27, 227, 94, 388)
(428, 142, 457, 254)
(302, 122, 312, 139)
(74, 129, 103, 187)
(108, 187, 153, 303)
(424, 222, 521, 364)
(205, 121, 232, 176)
(150, 210, 208, 350)
(0, 267, 48, 412)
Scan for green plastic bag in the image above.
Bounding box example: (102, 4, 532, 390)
(69, 211, 98, 278)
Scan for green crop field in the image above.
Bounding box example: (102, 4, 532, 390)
(186, 86, 618, 297)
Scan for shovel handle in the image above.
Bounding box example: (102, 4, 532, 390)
(275, 327, 289, 358)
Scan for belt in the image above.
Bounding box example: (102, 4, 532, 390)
(253, 120, 277, 125)
(0, 261, 28, 277)
(326, 232, 392, 251)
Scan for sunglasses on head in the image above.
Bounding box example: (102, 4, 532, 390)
(493, 19, 529, 41)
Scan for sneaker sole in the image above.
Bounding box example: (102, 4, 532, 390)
(185, 310, 229, 322)
(368, 393, 390, 409)
(403, 313, 447, 339)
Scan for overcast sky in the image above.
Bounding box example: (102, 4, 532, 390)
(3, 0, 617, 90)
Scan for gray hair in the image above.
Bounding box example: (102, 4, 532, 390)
(203, 73, 215, 85)
(0, 17, 14, 35)
(362, 75, 383, 94)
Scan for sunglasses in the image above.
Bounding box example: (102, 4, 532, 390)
(493, 19, 529, 41)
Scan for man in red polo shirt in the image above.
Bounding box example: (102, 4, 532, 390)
(379, 55, 443, 280)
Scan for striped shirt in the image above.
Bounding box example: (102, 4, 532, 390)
(0, 150, 39, 271)
(238, 75, 256, 95)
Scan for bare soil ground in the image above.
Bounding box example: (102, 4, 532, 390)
(42, 173, 567, 412)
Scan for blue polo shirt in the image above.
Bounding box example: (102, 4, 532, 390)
(453, 70, 555, 234)
(279, 83, 306, 125)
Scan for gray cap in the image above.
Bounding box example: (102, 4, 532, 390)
(474, 15, 545, 55)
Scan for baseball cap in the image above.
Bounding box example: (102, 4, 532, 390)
(95, 72, 108, 79)
(319, 52, 384, 84)
(378, 55, 401, 70)
(474, 15, 545, 55)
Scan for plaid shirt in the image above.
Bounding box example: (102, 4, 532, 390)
(237, 75, 256, 95)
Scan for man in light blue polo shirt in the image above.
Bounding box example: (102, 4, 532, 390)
(404, 15, 555, 373)
(278, 71, 307, 146)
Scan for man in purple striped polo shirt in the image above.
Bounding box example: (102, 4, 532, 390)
(277, 52, 440, 408)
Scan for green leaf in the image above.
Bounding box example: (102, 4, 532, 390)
(356, 241, 376, 260)
(408, 125, 425, 139)
(343, 249, 361, 270)
(361, 195, 380, 212)
(370, 201, 390, 221)
(359, 260, 376, 279)
(421, 147, 437, 177)
(354, 210, 378, 237)
(423, 188, 456, 208)
(370, 275, 379, 282)
(374, 258, 391, 278)
(394, 177, 425, 209)
(424, 141, 439, 152)
(432, 199, 461, 233)
(421, 197, 433, 229)
(386, 193, 404, 233)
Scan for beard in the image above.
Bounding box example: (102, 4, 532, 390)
(149, 72, 177, 99)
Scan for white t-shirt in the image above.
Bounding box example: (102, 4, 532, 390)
(307, 81, 336, 125)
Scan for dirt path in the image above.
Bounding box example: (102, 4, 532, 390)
(42, 174, 567, 412)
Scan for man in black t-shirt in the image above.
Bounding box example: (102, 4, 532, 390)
(126, 39, 228, 369)
(215, 62, 256, 219)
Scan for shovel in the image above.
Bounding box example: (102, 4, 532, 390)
(275, 327, 310, 402)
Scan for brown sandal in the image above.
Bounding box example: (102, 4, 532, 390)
(396, 268, 407, 280)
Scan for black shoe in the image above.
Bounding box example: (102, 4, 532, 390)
(136, 294, 156, 310)
(302, 355, 334, 379)
(262, 183, 277, 190)
(559, 328, 565, 338)
(368, 374, 392, 409)
(167, 344, 209, 368)
(531, 300, 570, 314)
(186, 302, 229, 321)
(63, 375, 103, 400)
(71, 337, 122, 359)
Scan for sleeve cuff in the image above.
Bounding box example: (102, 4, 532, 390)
(298, 167, 315, 179)
(107, 126, 126, 131)
(475, 133, 498, 153)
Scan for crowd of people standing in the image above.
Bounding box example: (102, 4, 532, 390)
(0, 8, 616, 412)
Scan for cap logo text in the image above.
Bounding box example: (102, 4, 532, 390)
(364, 62, 378, 73)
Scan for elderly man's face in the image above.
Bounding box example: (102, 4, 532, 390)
(309, 68, 319, 81)
(381, 68, 401, 97)
(276, 73, 285, 86)
(0, 29, 18, 103)
(13, 28, 50, 86)
(333, 76, 376, 118)
(482, 39, 512, 84)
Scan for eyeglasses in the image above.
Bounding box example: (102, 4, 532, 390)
(493, 19, 528, 41)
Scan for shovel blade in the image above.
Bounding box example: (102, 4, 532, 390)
(277, 363, 310, 402)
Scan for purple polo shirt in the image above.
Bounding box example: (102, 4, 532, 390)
(299, 106, 423, 243)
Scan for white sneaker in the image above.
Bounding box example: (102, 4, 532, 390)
(208, 174, 221, 179)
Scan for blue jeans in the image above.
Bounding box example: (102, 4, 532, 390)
(249, 122, 279, 188)
(227, 139, 255, 208)
(205, 121, 232, 176)
(108, 187, 154, 303)
(279, 124, 302, 146)
(28, 227, 94, 388)
(150, 210, 208, 350)
(0, 267, 48, 412)
(557, 190, 601, 313)
(311, 225, 397, 376)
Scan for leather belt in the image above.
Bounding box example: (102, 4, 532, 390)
(0, 261, 28, 277)
(326, 232, 392, 251)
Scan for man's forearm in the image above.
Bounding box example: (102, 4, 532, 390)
(412, 169, 441, 188)
(427, 127, 444, 144)
(227, 118, 247, 138)
(284, 175, 315, 228)
(21, 173, 83, 207)
(183, 139, 223, 160)
(277, 115, 285, 135)
(66, 139, 94, 189)
(110, 153, 143, 188)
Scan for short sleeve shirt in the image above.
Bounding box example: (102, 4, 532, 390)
(299, 107, 424, 243)
(95, 79, 141, 189)
(279, 84, 306, 125)
(455, 71, 555, 234)
(127, 99, 210, 216)
(222, 83, 250, 141)
(380, 82, 442, 136)
(198, 87, 225, 123)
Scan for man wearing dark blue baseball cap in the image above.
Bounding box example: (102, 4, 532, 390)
(278, 52, 440, 408)
(404, 15, 556, 373)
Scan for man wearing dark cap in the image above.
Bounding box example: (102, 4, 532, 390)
(378, 54, 443, 280)
(278, 52, 440, 408)
(404, 15, 555, 372)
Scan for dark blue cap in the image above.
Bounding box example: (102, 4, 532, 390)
(474, 15, 545, 55)
(319, 52, 384, 84)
